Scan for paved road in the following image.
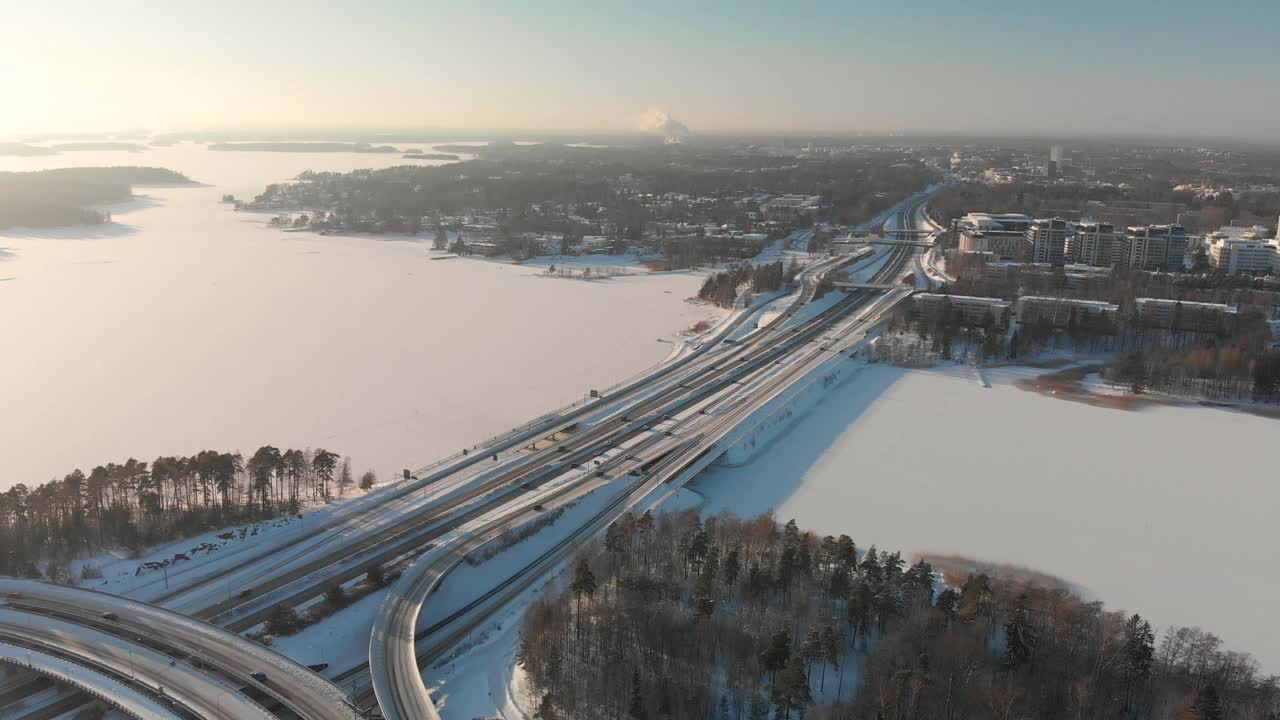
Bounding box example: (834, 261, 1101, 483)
(0, 641, 180, 720)
(0, 608, 276, 720)
(367, 205, 929, 718)
(0, 579, 359, 720)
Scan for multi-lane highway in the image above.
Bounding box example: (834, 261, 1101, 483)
(0, 579, 361, 720)
(0, 189, 941, 720)
(368, 195, 934, 719)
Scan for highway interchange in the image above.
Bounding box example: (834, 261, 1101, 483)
(0, 190, 942, 720)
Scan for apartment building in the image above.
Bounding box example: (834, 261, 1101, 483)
(956, 213, 1032, 260)
(1122, 224, 1189, 272)
(961, 213, 1195, 272)
(1065, 221, 1121, 266)
(763, 195, 822, 221)
(1024, 218, 1072, 266)
(1135, 298, 1237, 334)
(914, 293, 1012, 328)
(1206, 233, 1278, 274)
(1015, 296, 1119, 329)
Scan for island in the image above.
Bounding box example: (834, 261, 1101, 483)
(49, 142, 149, 152)
(208, 142, 401, 153)
(401, 152, 459, 160)
(0, 167, 191, 229)
(0, 142, 57, 157)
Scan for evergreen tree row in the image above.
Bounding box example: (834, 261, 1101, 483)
(0, 446, 368, 581)
(520, 511, 1278, 720)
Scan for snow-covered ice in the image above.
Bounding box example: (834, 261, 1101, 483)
(0, 144, 723, 486)
(692, 363, 1280, 672)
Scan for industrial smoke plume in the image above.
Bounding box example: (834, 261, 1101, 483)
(640, 110, 690, 144)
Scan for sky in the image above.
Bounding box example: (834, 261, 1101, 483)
(4, 0, 1280, 140)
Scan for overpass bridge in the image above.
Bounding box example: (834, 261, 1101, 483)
(838, 237, 933, 248)
(833, 281, 911, 291)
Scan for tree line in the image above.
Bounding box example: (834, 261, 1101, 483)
(0, 446, 373, 582)
(520, 511, 1278, 720)
(697, 262, 792, 308)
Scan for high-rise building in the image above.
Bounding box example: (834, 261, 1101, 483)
(1066, 222, 1120, 266)
(1050, 145, 1064, 163)
(1024, 218, 1072, 266)
(1121, 224, 1189, 272)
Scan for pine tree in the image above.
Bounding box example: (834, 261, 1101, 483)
(1121, 613, 1155, 711)
(800, 630, 823, 684)
(628, 670, 646, 719)
(723, 545, 741, 590)
(760, 630, 791, 684)
(771, 657, 812, 719)
(819, 625, 839, 692)
(1182, 684, 1223, 720)
(571, 558, 597, 639)
(1003, 592, 1036, 671)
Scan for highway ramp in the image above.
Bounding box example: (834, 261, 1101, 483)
(0, 578, 359, 720)
(0, 607, 276, 720)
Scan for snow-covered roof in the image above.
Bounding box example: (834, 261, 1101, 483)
(1135, 298, 1237, 313)
(1018, 296, 1119, 311)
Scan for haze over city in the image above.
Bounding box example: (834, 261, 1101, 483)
(6, 0, 1280, 139)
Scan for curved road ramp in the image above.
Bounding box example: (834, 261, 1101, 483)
(0, 579, 360, 720)
(0, 640, 182, 720)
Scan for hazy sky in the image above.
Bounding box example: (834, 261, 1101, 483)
(5, 0, 1279, 139)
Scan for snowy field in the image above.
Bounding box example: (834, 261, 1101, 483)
(691, 363, 1280, 672)
(0, 144, 722, 485)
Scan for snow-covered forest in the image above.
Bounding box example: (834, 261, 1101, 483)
(520, 511, 1278, 719)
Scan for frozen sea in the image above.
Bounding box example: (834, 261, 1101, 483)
(0, 143, 721, 486)
(692, 363, 1280, 672)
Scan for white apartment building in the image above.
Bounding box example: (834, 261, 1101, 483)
(1135, 298, 1238, 334)
(914, 293, 1013, 327)
(1015, 296, 1119, 328)
(1216, 224, 1271, 240)
(763, 195, 822, 220)
(1206, 233, 1279, 274)
(957, 213, 1032, 260)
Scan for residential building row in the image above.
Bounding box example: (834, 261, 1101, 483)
(913, 293, 1237, 334)
(957, 213, 1280, 274)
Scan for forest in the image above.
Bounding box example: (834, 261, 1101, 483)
(520, 511, 1278, 720)
(0, 166, 189, 229)
(0, 445, 367, 582)
(697, 261, 794, 308)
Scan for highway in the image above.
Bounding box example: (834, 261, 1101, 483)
(0, 579, 360, 720)
(180, 248, 876, 634)
(0, 189, 939, 720)
(367, 196, 933, 719)
(0, 642, 181, 720)
(0, 607, 277, 720)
